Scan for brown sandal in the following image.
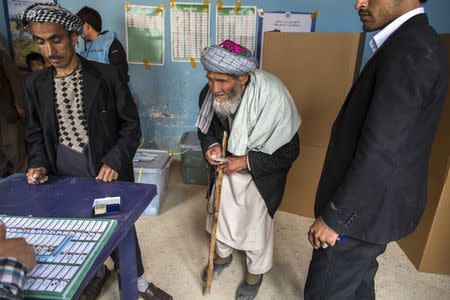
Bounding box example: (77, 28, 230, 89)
(139, 282, 173, 300)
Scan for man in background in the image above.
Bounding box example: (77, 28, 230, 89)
(26, 52, 46, 72)
(0, 42, 27, 178)
(76, 6, 129, 82)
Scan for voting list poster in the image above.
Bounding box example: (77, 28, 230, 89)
(216, 6, 257, 54)
(125, 5, 165, 65)
(171, 2, 210, 62)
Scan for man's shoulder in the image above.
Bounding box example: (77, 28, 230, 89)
(389, 14, 441, 49)
(24, 67, 51, 87)
(111, 37, 125, 48)
(84, 59, 112, 71)
(381, 17, 444, 66)
(109, 38, 127, 58)
(81, 58, 119, 81)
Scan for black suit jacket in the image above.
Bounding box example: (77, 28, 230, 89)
(315, 14, 449, 244)
(197, 85, 300, 217)
(23, 56, 141, 182)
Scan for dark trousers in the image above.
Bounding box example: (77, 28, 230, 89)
(111, 227, 145, 277)
(304, 237, 387, 300)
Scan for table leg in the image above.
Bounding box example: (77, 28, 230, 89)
(116, 229, 138, 299)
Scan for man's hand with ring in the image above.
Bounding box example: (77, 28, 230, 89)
(26, 167, 48, 184)
(308, 217, 339, 250)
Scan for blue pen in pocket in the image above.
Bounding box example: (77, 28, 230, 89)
(337, 236, 347, 242)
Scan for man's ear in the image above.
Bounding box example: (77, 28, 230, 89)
(238, 74, 249, 86)
(71, 32, 78, 46)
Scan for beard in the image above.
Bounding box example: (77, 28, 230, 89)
(213, 85, 243, 119)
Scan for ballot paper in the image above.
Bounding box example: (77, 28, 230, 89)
(0, 216, 117, 299)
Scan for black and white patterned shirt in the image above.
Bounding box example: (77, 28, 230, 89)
(54, 64, 89, 153)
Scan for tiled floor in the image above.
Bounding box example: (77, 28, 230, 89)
(98, 161, 450, 300)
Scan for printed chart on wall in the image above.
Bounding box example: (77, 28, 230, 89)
(125, 4, 165, 65)
(216, 6, 257, 54)
(171, 2, 210, 62)
(3, 0, 56, 68)
(257, 11, 317, 65)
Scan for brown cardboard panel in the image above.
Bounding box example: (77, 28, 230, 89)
(279, 145, 327, 218)
(262, 32, 365, 147)
(417, 34, 450, 274)
(399, 84, 450, 269)
(262, 32, 365, 217)
(398, 34, 450, 274)
(397, 176, 445, 269)
(427, 40, 450, 185)
(420, 173, 450, 274)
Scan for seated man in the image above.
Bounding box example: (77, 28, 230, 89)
(197, 40, 301, 300)
(76, 6, 129, 82)
(25, 52, 46, 72)
(0, 221, 36, 300)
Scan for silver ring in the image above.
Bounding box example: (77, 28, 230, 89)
(321, 243, 328, 249)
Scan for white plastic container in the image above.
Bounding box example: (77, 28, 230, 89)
(179, 132, 209, 185)
(133, 149, 171, 216)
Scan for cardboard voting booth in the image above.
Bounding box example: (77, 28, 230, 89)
(262, 32, 450, 275)
(397, 34, 450, 275)
(262, 32, 365, 218)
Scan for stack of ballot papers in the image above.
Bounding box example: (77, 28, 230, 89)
(0, 215, 117, 300)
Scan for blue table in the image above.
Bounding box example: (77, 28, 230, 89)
(0, 174, 156, 299)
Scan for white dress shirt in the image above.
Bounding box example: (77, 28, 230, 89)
(369, 7, 425, 53)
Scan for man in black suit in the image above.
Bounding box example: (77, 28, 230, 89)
(305, 0, 448, 299)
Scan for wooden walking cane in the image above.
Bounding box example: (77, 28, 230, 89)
(203, 131, 228, 295)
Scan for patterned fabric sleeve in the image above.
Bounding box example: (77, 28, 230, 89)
(0, 257, 27, 300)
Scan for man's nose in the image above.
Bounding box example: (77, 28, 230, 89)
(355, 0, 367, 10)
(43, 42, 56, 56)
(212, 83, 223, 95)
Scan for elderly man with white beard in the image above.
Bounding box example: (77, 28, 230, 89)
(196, 40, 301, 300)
